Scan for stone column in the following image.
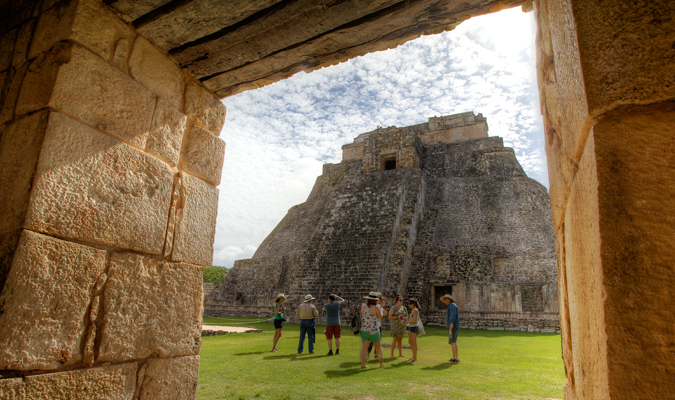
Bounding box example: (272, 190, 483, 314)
(0, 0, 225, 398)
(535, 0, 675, 399)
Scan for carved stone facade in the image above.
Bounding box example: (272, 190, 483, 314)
(206, 113, 559, 331)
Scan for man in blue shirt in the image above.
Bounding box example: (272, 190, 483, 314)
(441, 294, 460, 363)
(323, 294, 345, 355)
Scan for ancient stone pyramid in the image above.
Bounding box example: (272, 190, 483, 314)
(206, 112, 558, 331)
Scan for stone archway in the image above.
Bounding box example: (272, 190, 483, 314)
(0, 0, 673, 398)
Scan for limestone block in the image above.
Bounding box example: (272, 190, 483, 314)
(0, 111, 50, 236)
(184, 80, 226, 136)
(0, 28, 18, 72)
(180, 124, 225, 186)
(590, 104, 675, 398)
(0, 230, 107, 370)
(129, 36, 184, 110)
(24, 111, 174, 255)
(139, 356, 200, 400)
(107, 0, 174, 23)
(145, 99, 187, 166)
(12, 19, 36, 68)
(98, 252, 204, 362)
(563, 131, 609, 400)
(572, 0, 675, 115)
(48, 44, 156, 147)
(14, 42, 72, 119)
(171, 172, 219, 266)
(28, 0, 78, 59)
(30, 0, 134, 62)
(0, 378, 24, 399)
(0, 63, 28, 124)
(22, 362, 137, 399)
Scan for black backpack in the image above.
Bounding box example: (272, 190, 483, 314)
(350, 312, 361, 335)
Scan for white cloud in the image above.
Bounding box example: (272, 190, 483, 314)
(213, 7, 547, 268)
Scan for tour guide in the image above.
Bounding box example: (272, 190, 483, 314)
(296, 294, 319, 354)
(441, 294, 460, 363)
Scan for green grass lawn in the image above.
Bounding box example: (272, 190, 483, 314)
(198, 317, 565, 400)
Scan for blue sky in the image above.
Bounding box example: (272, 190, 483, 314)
(213, 7, 545, 268)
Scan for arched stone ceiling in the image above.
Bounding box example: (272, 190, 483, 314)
(104, 0, 529, 98)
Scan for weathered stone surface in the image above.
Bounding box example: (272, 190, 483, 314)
(129, 36, 184, 110)
(139, 356, 199, 400)
(591, 104, 675, 398)
(171, 172, 219, 266)
(12, 19, 36, 69)
(47, 45, 156, 147)
(0, 230, 107, 370)
(107, 0, 173, 23)
(0, 378, 24, 399)
(180, 124, 225, 186)
(24, 111, 174, 254)
(30, 0, 134, 62)
(0, 111, 49, 236)
(138, 0, 277, 50)
(564, 131, 609, 400)
(573, 0, 675, 116)
(0, 28, 18, 72)
(0, 62, 28, 124)
(28, 0, 77, 60)
(184, 81, 226, 135)
(145, 99, 187, 166)
(22, 362, 137, 399)
(99, 252, 203, 362)
(15, 42, 72, 118)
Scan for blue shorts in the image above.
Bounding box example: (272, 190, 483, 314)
(409, 326, 419, 334)
(274, 319, 283, 329)
(449, 327, 459, 343)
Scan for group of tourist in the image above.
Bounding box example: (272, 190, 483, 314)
(271, 291, 461, 367)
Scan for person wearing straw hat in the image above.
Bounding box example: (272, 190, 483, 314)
(296, 294, 319, 354)
(271, 293, 287, 353)
(360, 293, 384, 368)
(441, 294, 460, 363)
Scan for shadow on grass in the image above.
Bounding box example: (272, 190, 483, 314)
(231, 351, 267, 356)
(420, 362, 454, 371)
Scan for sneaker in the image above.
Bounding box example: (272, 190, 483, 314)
(335, 349, 339, 355)
(452, 358, 461, 364)
(327, 350, 333, 356)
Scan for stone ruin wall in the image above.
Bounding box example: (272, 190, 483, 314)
(206, 113, 559, 332)
(0, 0, 225, 397)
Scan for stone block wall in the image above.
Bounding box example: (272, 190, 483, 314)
(0, 0, 225, 396)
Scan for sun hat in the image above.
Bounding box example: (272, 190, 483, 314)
(439, 294, 454, 302)
(364, 293, 379, 301)
(276, 293, 288, 300)
(303, 294, 315, 302)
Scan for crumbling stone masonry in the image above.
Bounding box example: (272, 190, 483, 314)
(0, 0, 224, 397)
(206, 112, 560, 332)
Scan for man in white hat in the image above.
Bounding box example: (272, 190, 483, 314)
(441, 294, 460, 363)
(296, 294, 319, 354)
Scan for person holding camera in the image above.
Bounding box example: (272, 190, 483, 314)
(271, 293, 287, 353)
(360, 293, 384, 368)
(388, 294, 408, 358)
(405, 298, 421, 362)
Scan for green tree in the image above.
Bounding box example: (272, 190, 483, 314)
(203, 266, 229, 286)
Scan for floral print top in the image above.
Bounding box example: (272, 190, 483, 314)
(360, 304, 381, 335)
